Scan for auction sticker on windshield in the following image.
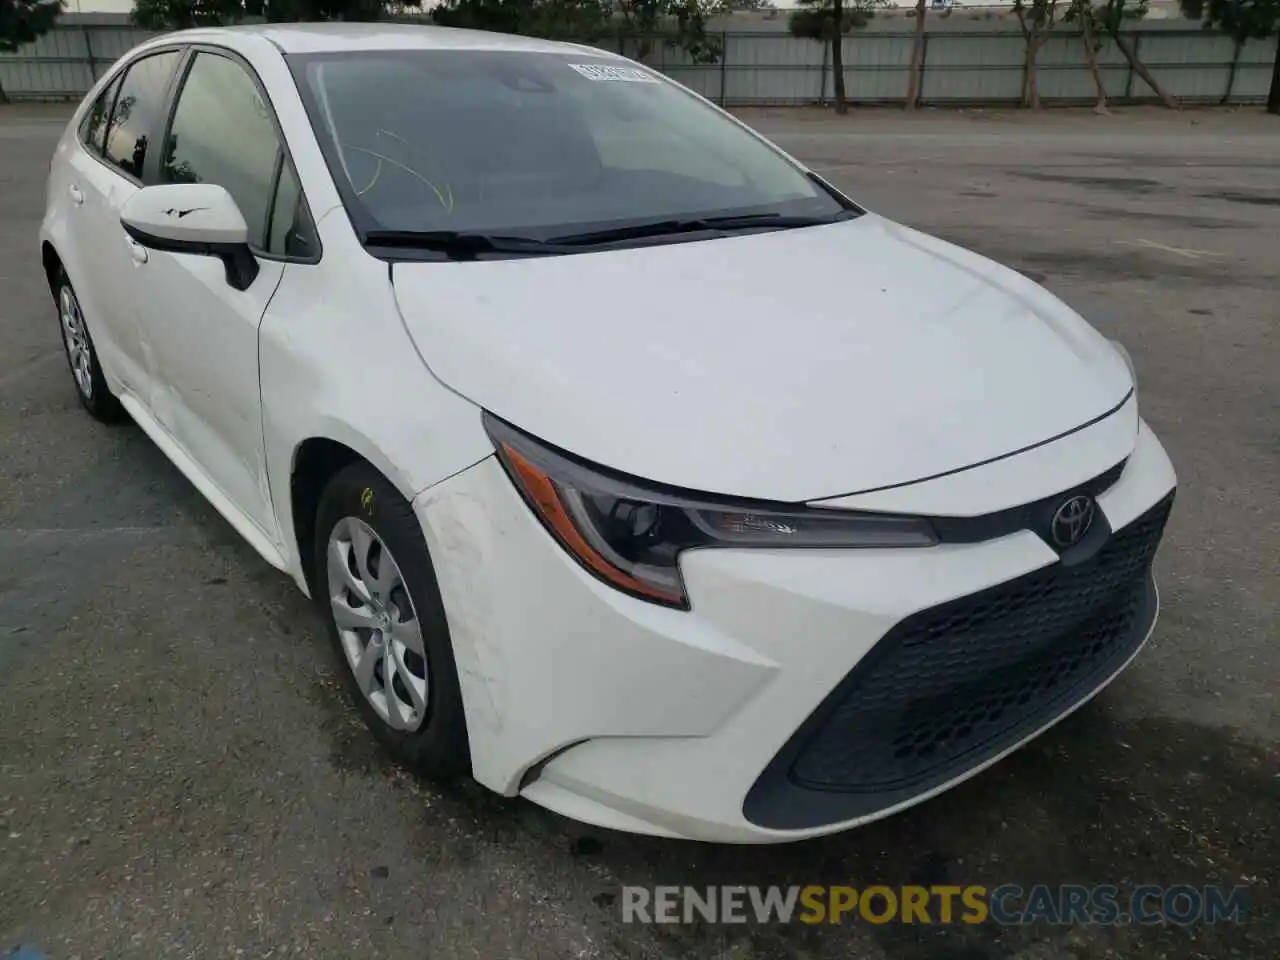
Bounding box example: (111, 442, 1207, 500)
(567, 63, 659, 83)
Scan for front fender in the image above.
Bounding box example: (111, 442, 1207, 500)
(259, 211, 493, 594)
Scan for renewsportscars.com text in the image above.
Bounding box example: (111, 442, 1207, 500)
(620, 884, 1249, 926)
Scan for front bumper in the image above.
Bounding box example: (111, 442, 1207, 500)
(413, 418, 1177, 843)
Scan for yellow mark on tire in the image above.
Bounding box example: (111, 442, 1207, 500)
(360, 487, 374, 515)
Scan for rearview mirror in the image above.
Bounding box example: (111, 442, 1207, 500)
(120, 183, 260, 291)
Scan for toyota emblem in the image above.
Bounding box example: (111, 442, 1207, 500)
(1050, 495, 1096, 548)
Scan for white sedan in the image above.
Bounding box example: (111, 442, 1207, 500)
(41, 22, 1176, 843)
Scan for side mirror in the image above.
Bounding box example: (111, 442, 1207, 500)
(120, 183, 260, 291)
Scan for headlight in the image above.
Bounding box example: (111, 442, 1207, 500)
(484, 413, 937, 609)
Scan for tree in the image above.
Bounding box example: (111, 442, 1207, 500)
(132, 0, 399, 27)
(1012, 0, 1060, 108)
(1097, 0, 1178, 108)
(1017, 0, 1169, 111)
(1064, 0, 1109, 112)
(0, 0, 63, 103)
(1180, 0, 1280, 114)
(132, 0, 242, 28)
(432, 0, 595, 37)
(788, 0, 888, 115)
(431, 0, 721, 64)
(612, 0, 724, 63)
(905, 0, 926, 109)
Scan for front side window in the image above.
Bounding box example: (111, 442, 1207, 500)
(266, 160, 319, 259)
(162, 52, 287, 250)
(290, 50, 854, 244)
(102, 50, 181, 179)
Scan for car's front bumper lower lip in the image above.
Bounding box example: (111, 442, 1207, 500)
(413, 418, 1177, 844)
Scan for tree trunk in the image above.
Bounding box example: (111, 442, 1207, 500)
(1080, 11, 1109, 114)
(832, 0, 848, 115)
(1268, 41, 1280, 115)
(1111, 30, 1178, 109)
(906, 0, 927, 109)
(832, 35, 848, 113)
(1023, 35, 1043, 109)
(1222, 37, 1244, 105)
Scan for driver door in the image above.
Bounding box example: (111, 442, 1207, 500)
(127, 48, 317, 543)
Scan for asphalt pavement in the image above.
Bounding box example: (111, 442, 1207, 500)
(1, 103, 1277, 960)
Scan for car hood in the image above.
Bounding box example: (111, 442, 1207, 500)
(391, 214, 1133, 502)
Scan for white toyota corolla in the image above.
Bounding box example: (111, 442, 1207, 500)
(41, 22, 1177, 843)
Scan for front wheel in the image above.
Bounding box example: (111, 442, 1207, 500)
(313, 462, 471, 779)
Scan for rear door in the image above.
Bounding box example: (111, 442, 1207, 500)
(64, 48, 184, 397)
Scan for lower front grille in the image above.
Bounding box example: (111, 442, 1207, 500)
(743, 493, 1173, 831)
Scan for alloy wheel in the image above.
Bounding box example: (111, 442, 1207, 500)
(326, 516, 430, 731)
(59, 285, 93, 400)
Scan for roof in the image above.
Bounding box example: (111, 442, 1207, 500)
(180, 21, 620, 57)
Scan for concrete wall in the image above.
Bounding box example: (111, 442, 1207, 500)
(1, 14, 1274, 105)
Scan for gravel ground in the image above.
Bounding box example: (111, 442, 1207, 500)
(1, 102, 1277, 960)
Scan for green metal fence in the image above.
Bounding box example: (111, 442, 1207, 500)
(1, 18, 1274, 106)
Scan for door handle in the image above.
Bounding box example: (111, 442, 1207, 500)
(68, 184, 85, 205)
(127, 238, 149, 264)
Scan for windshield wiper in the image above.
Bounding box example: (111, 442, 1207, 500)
(548, 211, 857, 247)
(362, 230, 567, 259)
(363, 212, 857, 258)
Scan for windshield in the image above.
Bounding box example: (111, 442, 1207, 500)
(289, 49, 855, 248)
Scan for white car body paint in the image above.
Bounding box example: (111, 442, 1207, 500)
(392, 213, 1133, 503)
(120, 182, 252, 246)
(119, 391, 291, 572)
(814, 394, 1140, 517)
(45, 87, 150, 399)
(40, 22, 1178, 843)
(257, 201, 496, 594)
(418, 419, 1175, 842)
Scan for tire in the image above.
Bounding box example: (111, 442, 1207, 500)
(55, 270, 123, 423)
(313, 461, 472, 779)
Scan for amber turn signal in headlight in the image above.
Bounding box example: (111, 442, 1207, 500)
(484, 413, 937, 610)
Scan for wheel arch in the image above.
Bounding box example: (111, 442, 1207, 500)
(41, 241, 63, 295)
(288, 431, 421, 596)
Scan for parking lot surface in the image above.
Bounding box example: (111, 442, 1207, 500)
(1, 103, 1277, 959)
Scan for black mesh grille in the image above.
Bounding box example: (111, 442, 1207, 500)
(787, 494, 1173, 795)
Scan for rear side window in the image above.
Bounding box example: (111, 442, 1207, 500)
(102, 50, 181, 180)
(79, 73, 122, 156)
(162, 52, 285, 250)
